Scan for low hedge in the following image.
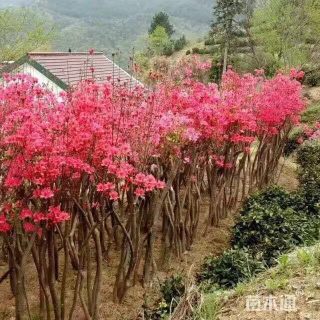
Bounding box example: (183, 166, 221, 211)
(198, 185, 320, 288)
(197, 249, 265, 289)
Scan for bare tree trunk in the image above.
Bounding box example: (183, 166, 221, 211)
(223, 42, 229, 73)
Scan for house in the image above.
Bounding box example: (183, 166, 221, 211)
(0, 52, 141, 94)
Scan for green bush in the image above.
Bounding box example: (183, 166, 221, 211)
(304, 68, 320, 87)
(233, 203, 318, 265)
(160, 275, 185, 307)
(192, 47, 201, 54)
(204, 38, 215, 46)
(232, 186, 320, 266)
(143, 275, 185, 319)
(240, 185, 297, 211)
(191, 47, 210, 55)
(297, 141, 320, 215)
(163, 41, 175, 56)
(174, 36, 187, 51)
(197, 185, 320, 291)
(197, 249, 265, 289)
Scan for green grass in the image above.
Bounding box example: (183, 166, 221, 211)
(196, 243, 320, 320)
(195, 291, 225, 320)
(302, 102, 320, 124)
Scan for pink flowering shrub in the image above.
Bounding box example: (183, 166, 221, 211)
(0, 66, 305, 317)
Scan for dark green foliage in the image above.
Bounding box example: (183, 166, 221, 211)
(209, 60, 223, 83)
(297, 141, 320, 215)
(163, 41, 175, 56)
(162, 36, 187, 56)
(239, 185, 290, 211)
(284, 130, 305, 157)
(197, 249, 265, 289)
(304, 68, 320, 87)
(186, 49, 191, 55)
(149, 11, 175, 36)
(192, 47, 210, 55)
(160, 36, 187, 56)
(212, 0, 243, 34)
(160, 275, 185, 307)
(197, 184, 320, 290)
(204, 38, 215, 46)
(144, 275, 185, 319)
(174, 35, 187, 51)
(192, 47, 201, 54)
(232, 186, 320, 265)
(233, 203, 318, 265)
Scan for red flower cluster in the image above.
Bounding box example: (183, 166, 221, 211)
(0, 67, 305, 234)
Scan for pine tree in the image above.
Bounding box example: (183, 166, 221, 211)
(211, 0, 244, 72)
(149, 11, 175, 37)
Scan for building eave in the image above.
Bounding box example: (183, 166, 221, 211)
(0, 54, 69, 90)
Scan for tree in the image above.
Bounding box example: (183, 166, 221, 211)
(174, 35, 187, 51)
(148, 26, 171, 55)
(251, 0, 320, 70)
(211, 0, 244, 72)
(0, 7, 54, 62)
(149, 11, 175, 37)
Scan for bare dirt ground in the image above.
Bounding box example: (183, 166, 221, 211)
(276, 157, 299, 191)
(303, 86, 320, 103)
(0, 200, 235, 320)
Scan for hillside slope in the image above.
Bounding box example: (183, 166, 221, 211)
(1, 0, 214, 65)
(199, 243, 320, 320)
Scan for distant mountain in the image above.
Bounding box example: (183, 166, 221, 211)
(1, 0, 214, 66)
(0, 0, 32, 6)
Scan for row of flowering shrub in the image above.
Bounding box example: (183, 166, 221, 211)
(0, 61, 305, 319)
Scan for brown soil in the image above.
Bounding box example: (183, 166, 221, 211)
(303, 86, 320, 104)
(0, 199, 235, 320)
(276, 157, 299, 191)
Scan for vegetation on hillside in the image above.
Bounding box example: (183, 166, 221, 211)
(6, 0, 212, 64)
(191, 0, 320, 82)
(0, 7, 54, 61)
(1, 1, 320, 320)
(197, 243, 320, 319)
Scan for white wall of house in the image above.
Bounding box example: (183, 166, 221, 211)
(17, 63, 64, 95)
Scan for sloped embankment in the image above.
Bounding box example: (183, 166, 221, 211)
(199, 243, 320, 320)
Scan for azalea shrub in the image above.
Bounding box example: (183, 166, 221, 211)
(0, 63, 305, 319)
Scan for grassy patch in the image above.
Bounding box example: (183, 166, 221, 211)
(302, 102, 320, 124)
(197, 243, 320, 320)
(195, 291, 225, 320)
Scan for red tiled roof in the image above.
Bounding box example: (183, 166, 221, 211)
(28, 52, 140, 87)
